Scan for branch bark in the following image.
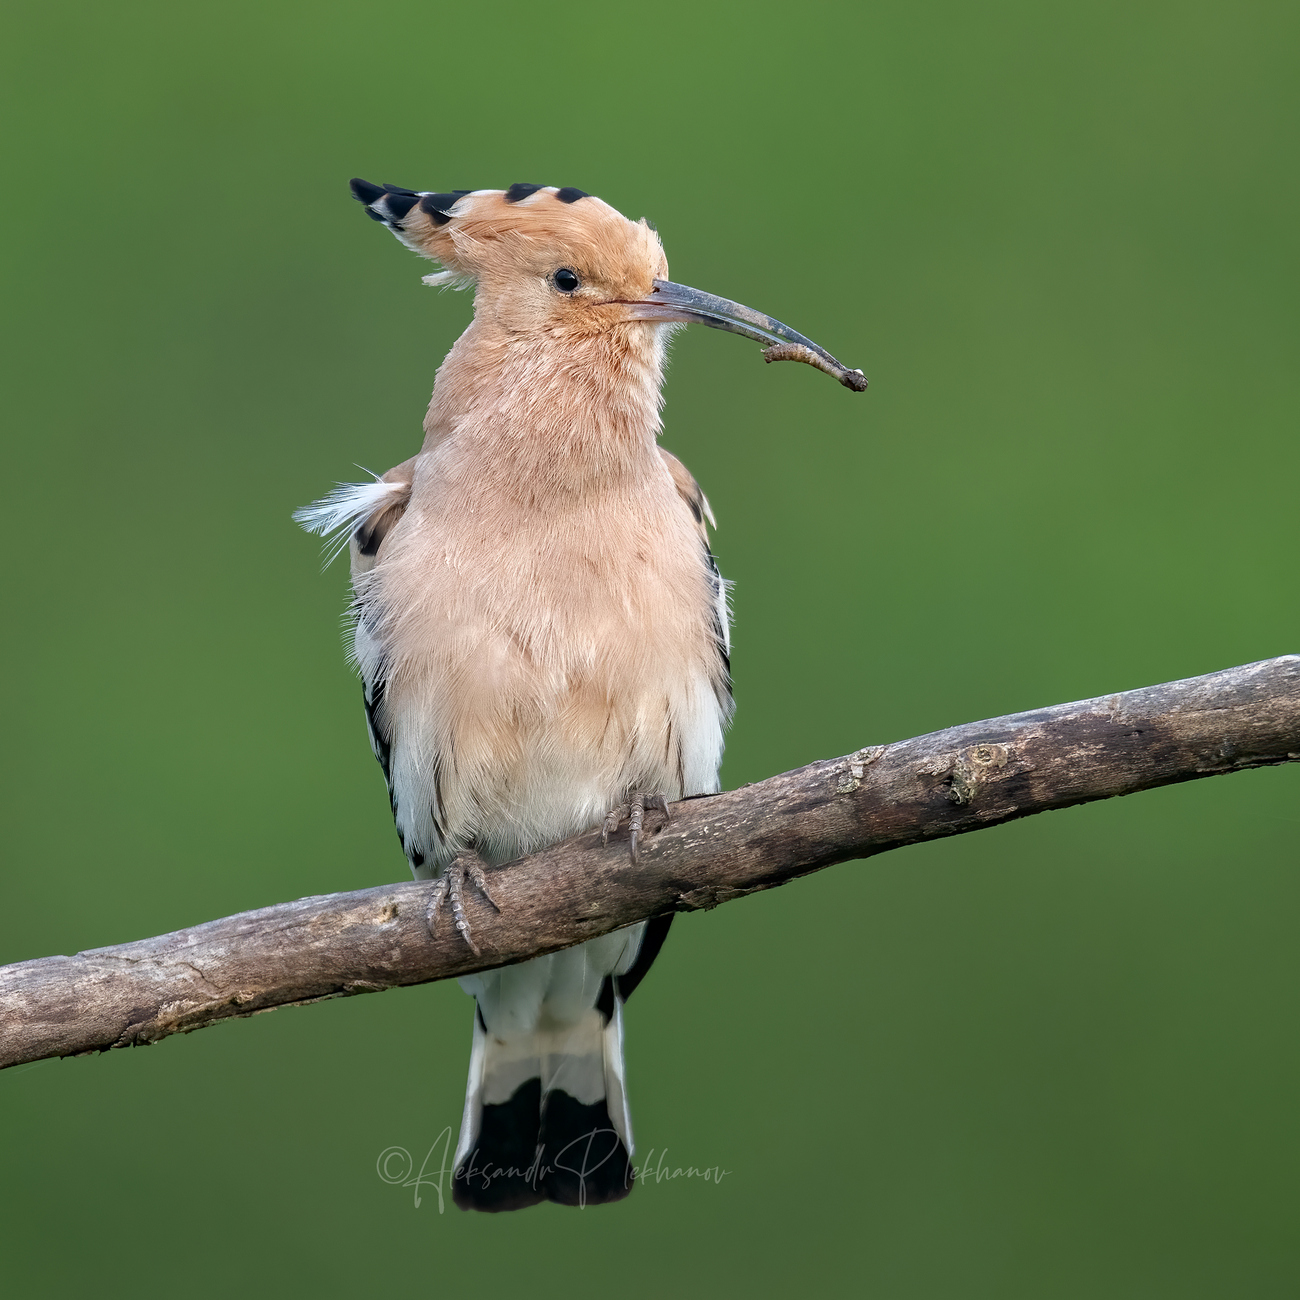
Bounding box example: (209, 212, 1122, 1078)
(3, 656, 1298, 1070)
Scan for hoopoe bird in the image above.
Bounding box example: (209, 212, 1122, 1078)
(297, 179, 864, 1212)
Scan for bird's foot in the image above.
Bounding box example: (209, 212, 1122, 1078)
(427, 850, 500, 956)
(601, 792, 671, 863)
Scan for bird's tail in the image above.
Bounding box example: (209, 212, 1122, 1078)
(452, 1000, 635, 1211)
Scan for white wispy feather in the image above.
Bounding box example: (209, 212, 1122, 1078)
(421, 269, 474, 290)
(293, 477, 407, 567)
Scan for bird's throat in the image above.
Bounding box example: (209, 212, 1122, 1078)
(422, 321, 668, 501)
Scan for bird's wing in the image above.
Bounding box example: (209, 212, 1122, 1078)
(658, 446, 716, 536)
(346, 460, 429, 872)
(659, 448, 732, 703)
(295, 458, 439, 874)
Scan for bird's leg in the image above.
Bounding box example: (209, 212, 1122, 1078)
(427, 849, 500, 956)
(601, 792, 672, 863)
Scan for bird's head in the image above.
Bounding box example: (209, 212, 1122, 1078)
(350, 179, 867, 391)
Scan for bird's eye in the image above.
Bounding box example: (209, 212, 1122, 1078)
(552, 268, 580, 293)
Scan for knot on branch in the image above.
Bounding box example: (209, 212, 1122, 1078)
(832, 746, 886, 794)
(915, 742, 1011, 805)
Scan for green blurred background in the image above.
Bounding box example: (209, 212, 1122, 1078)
(2, 0, 1297, 1294)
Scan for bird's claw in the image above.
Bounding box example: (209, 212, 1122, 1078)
(427, 851, 500, 955)
(601, 792, 671, 863)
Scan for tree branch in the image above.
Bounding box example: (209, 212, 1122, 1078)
(3, 656, 1298, 1070)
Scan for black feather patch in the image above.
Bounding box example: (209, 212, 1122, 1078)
(594, 913, 673, 1025)
(382, 192, 419, 222)
(505, 182, 543, 203)
(381, 183, 418, 196)
(704, 541, 732, 691)
(454, 1078, 546, 1213)
(617, 914, 674, 1003)
(419, 190, 470, 226)
(555, 187, 590, 204)
(362, 675, 392, 788)
(538, 1092, 633, 1207)
(354, 522, 381, 557)
(350, 177, 385, 205)
(595, 976, 615, 1023)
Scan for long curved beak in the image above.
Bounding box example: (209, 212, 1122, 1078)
(626, 279, 867, 392)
